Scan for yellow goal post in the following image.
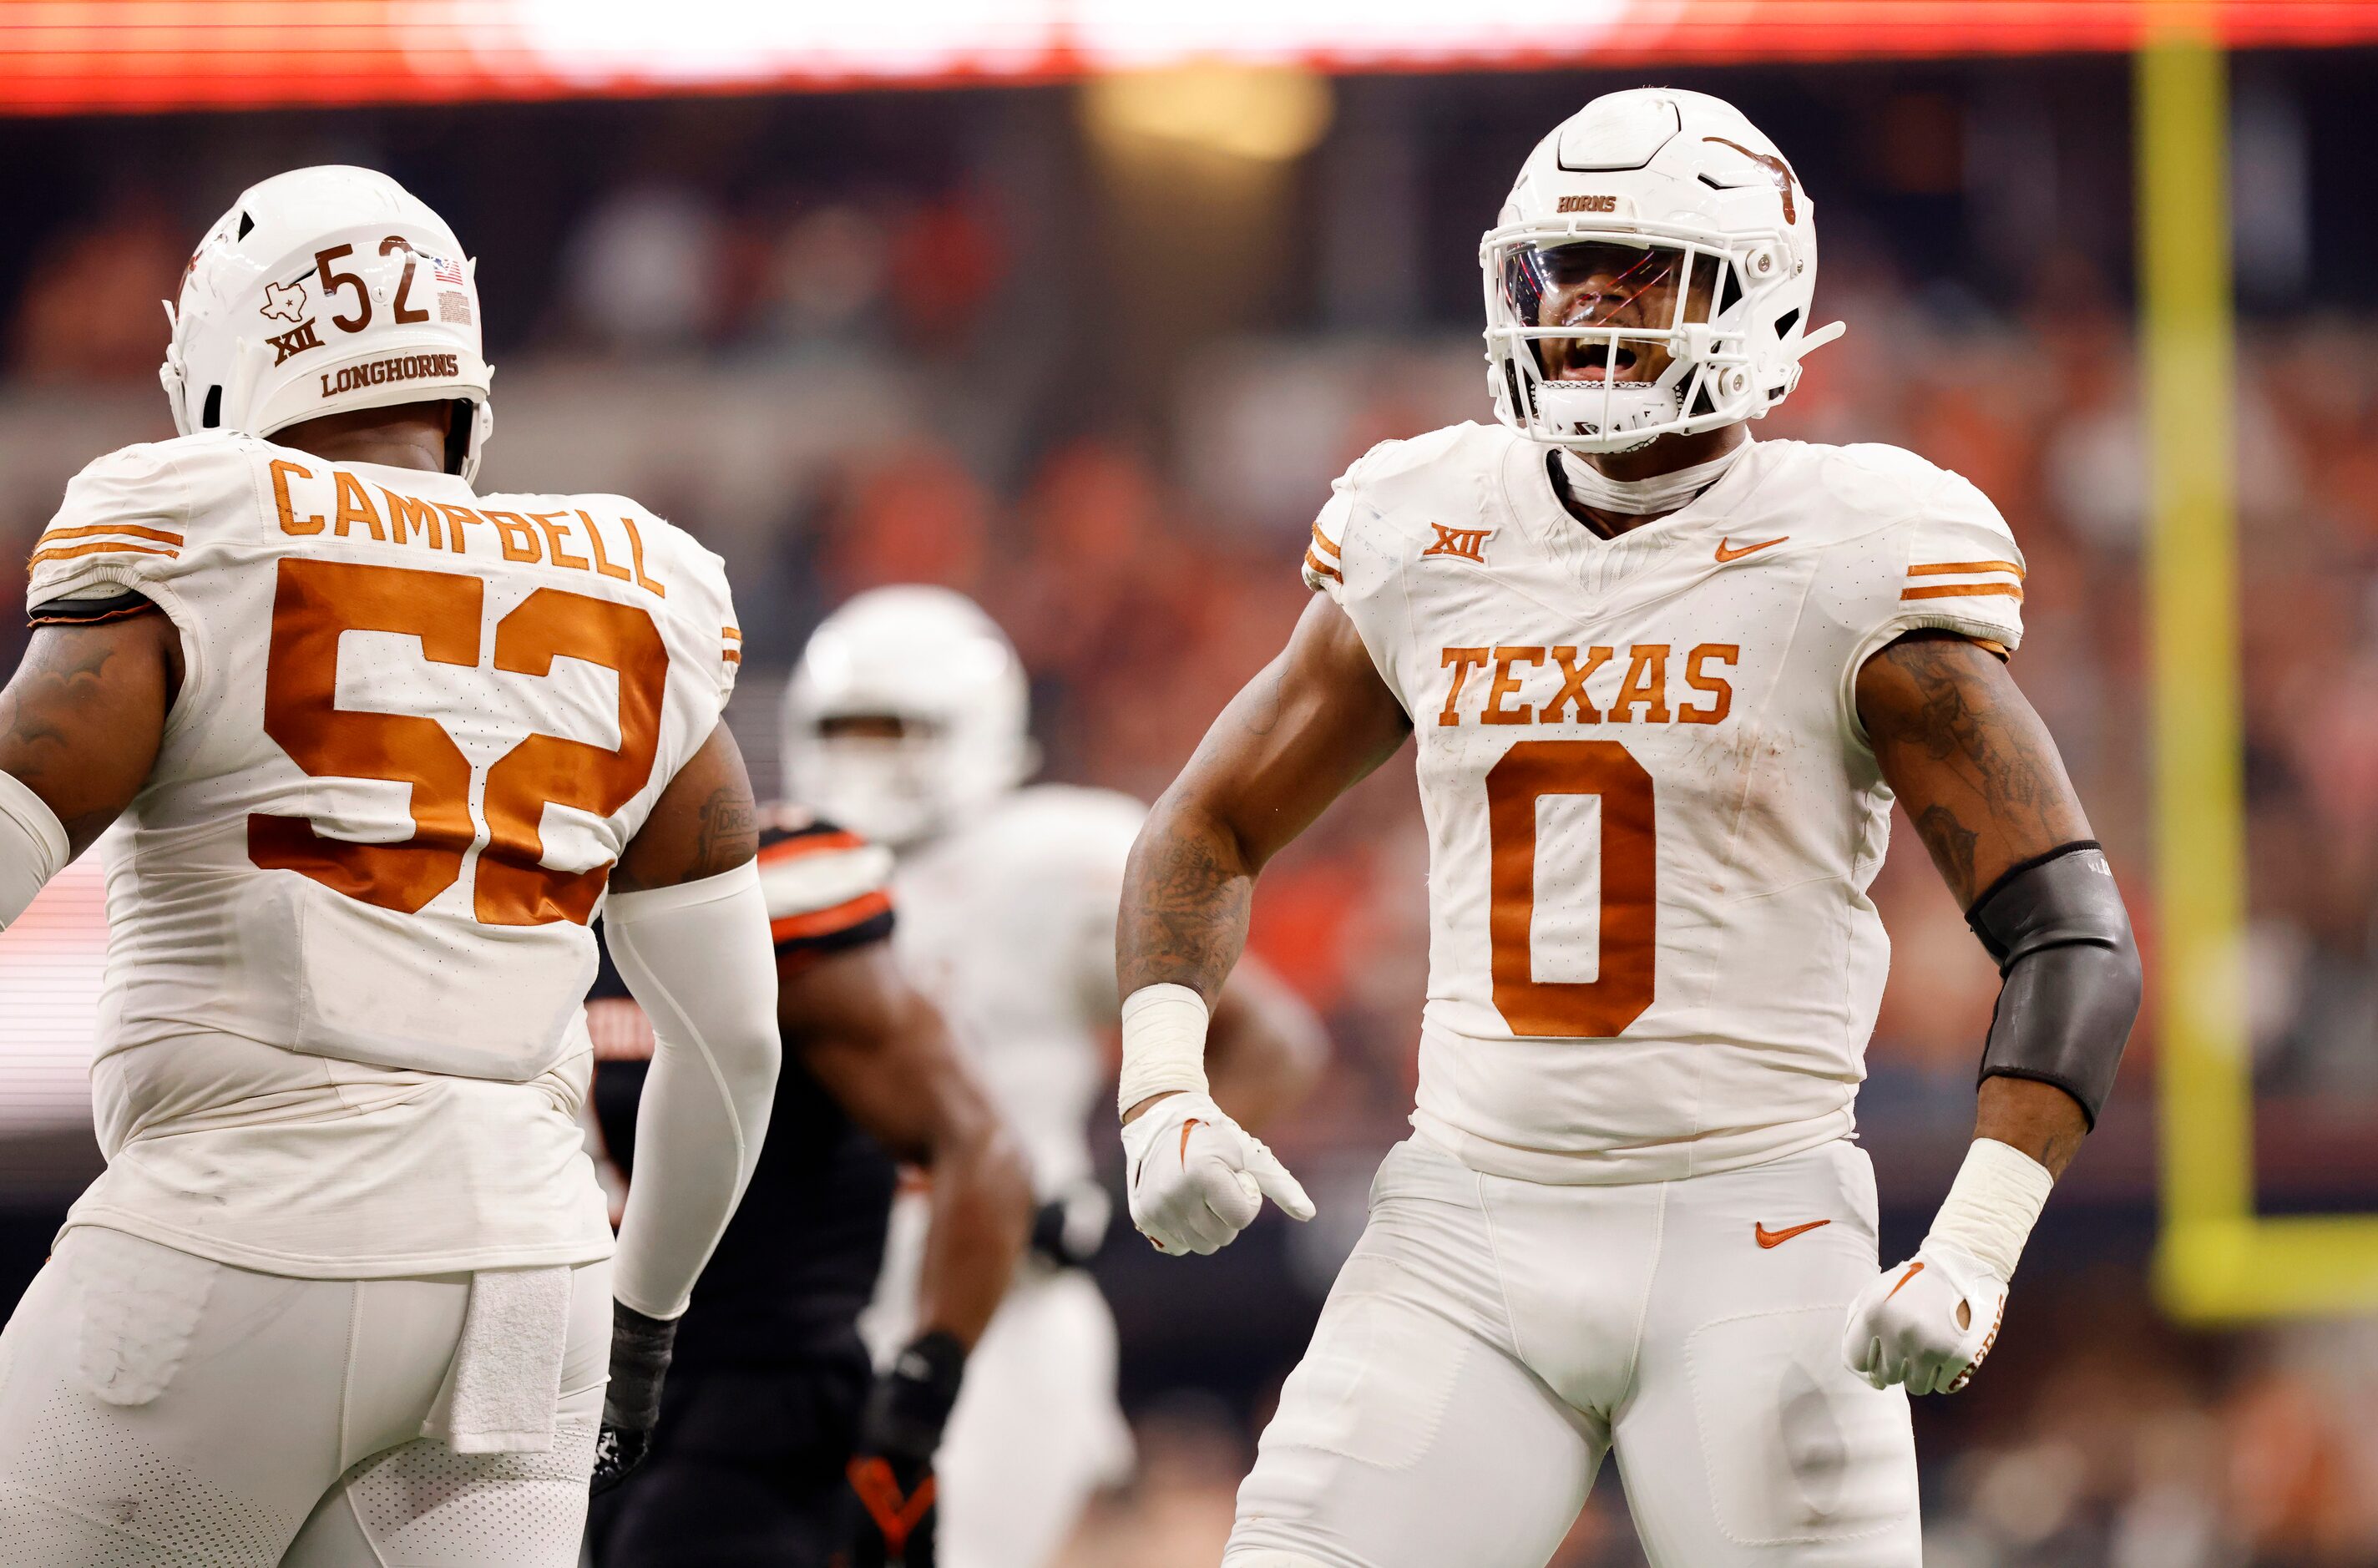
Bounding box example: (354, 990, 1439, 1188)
(2143, 12, 2378, 1322)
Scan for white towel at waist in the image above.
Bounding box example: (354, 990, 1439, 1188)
(425, 1265, 574, 1454)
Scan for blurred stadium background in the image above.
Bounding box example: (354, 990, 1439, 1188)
(4, 3, 2378, 1563)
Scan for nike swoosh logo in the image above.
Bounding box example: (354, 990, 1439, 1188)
(1885, 1261, 1925, 1300)
(1715, 534, 1789, 563)
(1754, 1218, 1831, 1249)
(1180, 1118, 1203, 1163)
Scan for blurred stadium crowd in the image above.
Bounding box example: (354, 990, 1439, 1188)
(0, 48, 2374, 1566)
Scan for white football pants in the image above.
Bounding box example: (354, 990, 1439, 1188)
(0, 1226, 609, 1567)
(1227, 1136, 1920, 1568)
(868, 1196, 1134, 1568)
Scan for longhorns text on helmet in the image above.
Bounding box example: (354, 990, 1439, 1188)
(1482, 88, 1847, 456)
(782, 586, 1039, 850)
(160, 166, 496, 482)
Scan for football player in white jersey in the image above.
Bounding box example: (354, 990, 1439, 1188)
(0, 167, 783, 1566)
(1113, 89, 2142, 1566)
(783, 586, 1328, 1568)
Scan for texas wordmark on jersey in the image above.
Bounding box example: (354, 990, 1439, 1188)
(24, 432, 741, 1274)
(1307, 424, 2024, 1186)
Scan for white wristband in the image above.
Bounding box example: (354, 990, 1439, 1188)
(1118, 984, 1211, 1117)
(1923, 1137, 2054, 1282)
(0, 771, 68, 932)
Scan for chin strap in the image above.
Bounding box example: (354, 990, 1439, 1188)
(1555, 438, 1752, 517)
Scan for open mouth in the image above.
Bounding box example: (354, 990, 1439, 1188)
(1558, 341, 1639, 382)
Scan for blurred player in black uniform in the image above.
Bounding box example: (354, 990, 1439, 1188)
(586, 809, 1033, 1567)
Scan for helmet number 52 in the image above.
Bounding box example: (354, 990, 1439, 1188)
(248, 559, 670, 927)
(378, 235, 431, 326)
(1485, 739, 1657, 1038)
(313, 244, 372, 332)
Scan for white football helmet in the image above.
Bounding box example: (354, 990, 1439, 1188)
(159, 165, 494, 480)
(1481, 88, 1844, 455)
(782, 586, 1038, 849)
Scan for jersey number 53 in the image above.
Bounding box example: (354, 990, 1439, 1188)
(247, 558, 668, 928)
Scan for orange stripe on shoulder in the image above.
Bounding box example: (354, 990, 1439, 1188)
(772, 888, 893, 943)
(27, 540, 178, 571)
(757, 827, 868, 865)
(1900, 583, 2024, 603)
(1906, 559, 2025, 579)
(1304, 548, 1343, 583)
(36, 523, 185, 550)
(1309, 522, 1341, 559)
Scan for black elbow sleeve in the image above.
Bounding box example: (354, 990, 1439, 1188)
(1965, 842, 2143, 1128)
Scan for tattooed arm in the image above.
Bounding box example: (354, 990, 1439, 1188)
(1117, 595, 1409, 1119)
(1855, 631, 2093, 1175)
(0, 615, 182, 858)
(614, 722, 761, 893)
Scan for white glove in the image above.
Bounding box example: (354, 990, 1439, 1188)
(1120, 1091, 1313, 1256)
(1842, 1240, 2007, 1396)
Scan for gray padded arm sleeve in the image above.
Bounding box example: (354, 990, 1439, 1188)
(1966, 842, 2143, 1128)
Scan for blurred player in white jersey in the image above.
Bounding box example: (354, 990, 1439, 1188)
(783, 586, 1327, 1568)
(0, 168, 782, 1565)
(1112, 89, 2143, 1566)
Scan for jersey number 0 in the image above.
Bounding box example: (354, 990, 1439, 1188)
(1486, 739, 1657, 1037)
(248, 558, 669, 927)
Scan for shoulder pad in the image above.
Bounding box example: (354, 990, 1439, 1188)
(26, 441, 229, 614)
(1336, 422, 1496, 496)
(1809, 443, 1963, 524)
(1307, 423, 1502, 594)
(754, 815, 895, 921)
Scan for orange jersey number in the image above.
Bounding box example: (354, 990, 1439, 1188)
(1485, 739, 1657, 1038)
(476, 588, 666, 926)
(249, 558, 670, 926)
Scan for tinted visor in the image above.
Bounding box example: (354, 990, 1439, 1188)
(1500, 240, 1729, 383)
